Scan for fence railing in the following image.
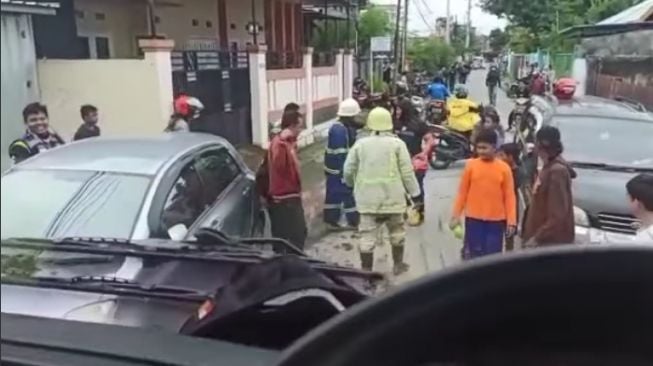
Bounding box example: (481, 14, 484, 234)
(313, 51, 336, 67)
(171, 50, 248, 72)
(266, 51, 303, 70)
(593, 74, 653, 111)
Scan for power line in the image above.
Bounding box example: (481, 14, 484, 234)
(413, 0, 435, 33)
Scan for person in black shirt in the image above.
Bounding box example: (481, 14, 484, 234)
(74, 104, 100, 141)
(498, 143, 523, 251)
(9, 103, 65, 164)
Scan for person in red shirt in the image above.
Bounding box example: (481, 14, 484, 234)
(262, 109, 307, 249)
(450, 128, 517, 259)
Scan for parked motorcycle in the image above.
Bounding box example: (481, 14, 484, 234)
(428, 124, 473, 170)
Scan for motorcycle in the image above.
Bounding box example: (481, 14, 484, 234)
(428, 123, 473, 170)
(509, 97, 535, 142)
(425, 100, 447, 125)
(507, 77, 530, 99)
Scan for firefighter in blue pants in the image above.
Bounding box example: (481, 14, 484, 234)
(323, 98, 362, 230)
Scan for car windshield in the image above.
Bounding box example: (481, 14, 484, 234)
(555, 116, 653, 168)
(1, 170, 151, 240)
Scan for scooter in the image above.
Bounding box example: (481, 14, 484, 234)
(427, 123, 473, 170)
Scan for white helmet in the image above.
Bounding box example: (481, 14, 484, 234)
(337, 98, 361, 117)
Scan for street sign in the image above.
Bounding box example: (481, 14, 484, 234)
(370, 36, 392, 52)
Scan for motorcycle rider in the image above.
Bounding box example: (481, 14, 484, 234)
(323, 98, 362, 230)
(396, 97, 426, 157)
(164, 94, 204, 132)
(426, 75, 450, 101)
(9, 102, 65, 164)
(485, 64, 501, 106)
(447, 85, 481, 140)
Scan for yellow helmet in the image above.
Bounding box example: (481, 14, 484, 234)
(366, 107, 393, 132)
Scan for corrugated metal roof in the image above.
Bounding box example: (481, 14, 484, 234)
(597, 0, 653, 25)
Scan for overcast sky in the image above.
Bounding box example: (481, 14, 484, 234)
(371, 0, 507, 35)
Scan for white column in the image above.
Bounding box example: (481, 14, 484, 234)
(139, 38, 175, 123)
(343, 49, 354, 99)
(335, 48, 345, 102)
(303, 47, 314, 135)
(247, 44, 270, 148)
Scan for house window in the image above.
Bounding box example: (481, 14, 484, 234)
(95, 12, 106, 21)
(95, 37, 110, 59)
(206, 20, 213, 28)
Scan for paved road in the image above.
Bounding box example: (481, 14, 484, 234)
(307, 70, 515, 287)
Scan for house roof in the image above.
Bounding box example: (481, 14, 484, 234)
(0, 0, 59, 15)
(597, 0, 653, 25)
(560, 0, 653, 38)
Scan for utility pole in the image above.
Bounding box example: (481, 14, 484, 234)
(465, 0, 472, 50)
(402, 0, 409, 72)
(392, 0, 403, 90)
(445, 0, 451, 44)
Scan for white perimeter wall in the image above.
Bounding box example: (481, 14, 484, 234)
(37, 59, 167, 141)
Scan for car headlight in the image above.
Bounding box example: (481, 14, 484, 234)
(573, 206, 590, 227)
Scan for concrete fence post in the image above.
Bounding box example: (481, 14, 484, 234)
(138, 38, 175, 123)
(303, 47, 314, 139)
(335, 48, 345, 102)
(343, 49, 354, 99)
(247, 44, 269, 148)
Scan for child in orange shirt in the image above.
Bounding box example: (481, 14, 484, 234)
(450, 128, 517, 259)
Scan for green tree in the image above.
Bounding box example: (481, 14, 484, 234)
(480, 0, 644, 51)
(407, 37, 456, 72)
(357, 5, 392, 51)
(488, 28, 510, 52)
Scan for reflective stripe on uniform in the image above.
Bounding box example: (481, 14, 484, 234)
(324, 166, 340, 175)
(323, 203, 341, 209)
(325, 147, 349, 155)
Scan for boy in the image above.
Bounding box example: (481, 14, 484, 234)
(74, 104, 100, 141)
(626, 173, 653, 243)
(9, 103, 65, 164)
(498, 143, 523, 250)
(450, 128, 517, 259)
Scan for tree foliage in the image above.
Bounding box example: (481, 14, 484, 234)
(488, 28, 510, 53)
(480, 0, 644, 51)
(357, 5, 392, 50)
(407, 37, 456, 72)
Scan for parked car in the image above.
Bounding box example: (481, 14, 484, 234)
(1, 133, 264, 241)
(519, 95, 653, 243)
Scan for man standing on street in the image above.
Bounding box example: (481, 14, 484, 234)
(265, 110, 308, 249)
(343, 107, 420, 274)
(74, 104, 101, 141)
(522, 126, 576, 247)
(9, 103, 65, 164)
(485, 64, 501, 106)
(323, 98, 362, 230)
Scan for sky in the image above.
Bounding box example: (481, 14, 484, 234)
(371, 0, 507, 35)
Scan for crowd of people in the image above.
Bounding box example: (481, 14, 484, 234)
(8, 102, 100, 164)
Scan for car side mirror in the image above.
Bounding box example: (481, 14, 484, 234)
(167, 224, 188, 241)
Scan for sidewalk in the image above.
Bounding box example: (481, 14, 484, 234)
(237, 119, 337, 245)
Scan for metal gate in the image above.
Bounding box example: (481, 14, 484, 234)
(171, 50, 252, 146)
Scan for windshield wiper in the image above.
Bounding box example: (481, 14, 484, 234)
(2, 275, 210, 302)
(569, 161, 653, 173)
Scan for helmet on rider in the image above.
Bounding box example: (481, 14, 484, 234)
(454, 84, 468, 99)
(553, 78, 576, 100)
(174, 95, 204, 120)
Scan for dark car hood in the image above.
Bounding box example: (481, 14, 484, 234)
(0, 284, 196, 331)
(572, 167, 638, 216)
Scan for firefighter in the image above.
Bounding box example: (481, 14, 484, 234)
(9, 103, 65, 164)
(323, 98, 362, 230)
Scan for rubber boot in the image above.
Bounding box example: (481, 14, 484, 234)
(392, 246, 409, 275)
(360, 252, 374, 271)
